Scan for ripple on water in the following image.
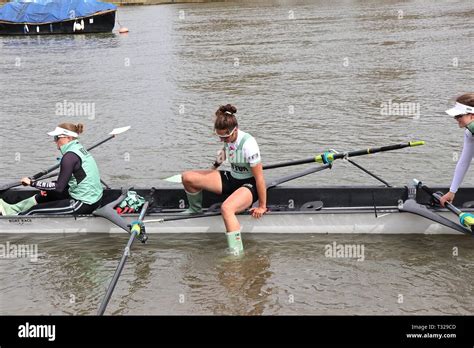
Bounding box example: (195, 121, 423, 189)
(1, 0, 474, 315)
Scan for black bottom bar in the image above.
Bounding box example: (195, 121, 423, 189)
(1, 315, 473, 346)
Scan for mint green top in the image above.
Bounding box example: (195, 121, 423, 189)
(224, 132, 259, 180)
(60, 140, 103, 205)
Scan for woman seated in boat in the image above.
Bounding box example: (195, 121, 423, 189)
(181, 104, 267, 255)
(440, 93, 474, 207)
(0, 123, 103, 216)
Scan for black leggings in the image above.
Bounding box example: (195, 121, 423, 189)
(19, 190, 101, 216)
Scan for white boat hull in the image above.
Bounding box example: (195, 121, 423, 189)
(0, 209, 463, 234)
(1, 186, 472, 235)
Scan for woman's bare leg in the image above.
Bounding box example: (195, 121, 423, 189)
(182, 170, 223, 194)
(220, 187, 253, 232)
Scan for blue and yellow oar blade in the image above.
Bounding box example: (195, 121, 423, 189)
(459, 213, 474, 228)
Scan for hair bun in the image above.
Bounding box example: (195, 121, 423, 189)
(76, 123, 84, 134)
(219, 104, 237, 115)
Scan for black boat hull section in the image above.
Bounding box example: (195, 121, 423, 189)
(0, 10, 115, 35)
(2, 185, 473, 212)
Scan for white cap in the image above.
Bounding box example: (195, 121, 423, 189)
(47, 127, 79, 138)
(445, 102, 474, 117)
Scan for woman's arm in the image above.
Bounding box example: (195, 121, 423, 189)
(213, 147, 226, 169)
(441, 131, 474, 206)
(28, 152, 80, 192)
(450, 131, 474, 193)
(250, 163, 267, 218)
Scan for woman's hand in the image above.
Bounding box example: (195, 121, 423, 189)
(439, 191, 455, 207)
(250, 206, 267, 218)
(21, 177, 31, 186)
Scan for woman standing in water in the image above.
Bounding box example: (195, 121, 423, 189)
(181, 104, 267, 256)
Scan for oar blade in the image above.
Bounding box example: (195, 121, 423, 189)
(109, 126, 131, 136)
(400, 199, 471, 235)
(163, 174, 183, 183)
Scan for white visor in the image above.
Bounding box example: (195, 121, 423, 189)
(445, 102, 474, 117)
(47, 127, 79, 138)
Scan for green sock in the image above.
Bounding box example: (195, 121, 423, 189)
(182, 190, 202, 214)
(0, 196, 37, 215)
(226, 230, 244, 256)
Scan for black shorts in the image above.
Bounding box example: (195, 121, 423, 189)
(220, 170, 258, 203)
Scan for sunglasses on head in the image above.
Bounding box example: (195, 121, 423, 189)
(215, 127, 237, 139)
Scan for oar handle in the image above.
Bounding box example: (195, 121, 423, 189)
(31, 166, 59, 180)
(422, 184, 473, 232)
(418, 182, 463, 216)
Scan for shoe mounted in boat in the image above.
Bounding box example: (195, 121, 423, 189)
(181, 190, 203, 214)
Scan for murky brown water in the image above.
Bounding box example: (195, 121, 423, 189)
(1, 233, 474, 315)
(1, 0, 473, 315)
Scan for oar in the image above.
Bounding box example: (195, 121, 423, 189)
(398, 180, 472, 235)
(399, 199, 471, 234)
(264, 141, 425, 169)
(265, 163, 331, 189)
(0, 126, 131, 193)
(328, 148, 391, 187)
(93, 189, 131, 233)
(145, 163, 330, 224)
(414, 179, 474, 233)
(24, 171, 113, 189)
(97, 200, 150, 316)
(162, 140, 424, 183)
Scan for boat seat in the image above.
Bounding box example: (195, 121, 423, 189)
(300, 201, 324, 211)
(462, 201, 474, 208)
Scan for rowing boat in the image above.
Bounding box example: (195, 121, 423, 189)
(0, 0, 116, 35)
(1, 185, 473, 234)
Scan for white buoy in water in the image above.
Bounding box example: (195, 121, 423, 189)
(119, 26, 129, 34)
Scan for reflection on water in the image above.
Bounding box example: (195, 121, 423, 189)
(0, 0, 472, 188)
(1, 233, 474, 315)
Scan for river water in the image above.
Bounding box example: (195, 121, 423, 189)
(0, 0, 473, 315)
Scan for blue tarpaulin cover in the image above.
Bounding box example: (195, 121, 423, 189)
(0, 0, 116, 23)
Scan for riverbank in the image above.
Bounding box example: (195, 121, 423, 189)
(113, 0, 223, 5)
(0, 0, 223, 4)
